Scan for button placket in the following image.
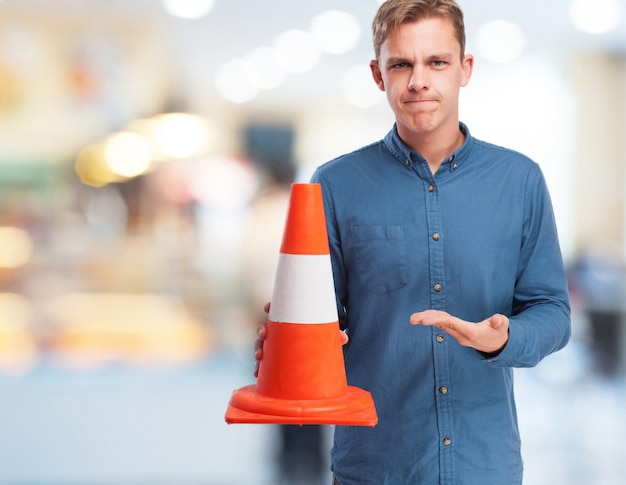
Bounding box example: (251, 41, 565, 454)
(425, 176, 452, 469)
(425, 180, 444, 304)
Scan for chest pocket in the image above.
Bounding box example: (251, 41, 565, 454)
(350, 225, 408, 295)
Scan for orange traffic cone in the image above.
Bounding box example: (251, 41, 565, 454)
(225, 183, 377, 426)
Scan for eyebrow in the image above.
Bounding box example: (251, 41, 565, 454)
(385, 57, 411, 68)
(385, 52, 455, 68)
(426, 52, 455, 62)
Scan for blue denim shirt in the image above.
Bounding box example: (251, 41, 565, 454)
(310, 123, 571, 485)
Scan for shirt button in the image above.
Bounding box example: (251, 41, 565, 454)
(452, 163, 458, 170)
(439, 386, 448, 394)
(443, 438, 451, 446)
(405, 159, 410, 166)
(436, 335, 444, 343)
(434, 284, 442, 292)
(432, 233, 440, 241)
(428, 184, 435, 192)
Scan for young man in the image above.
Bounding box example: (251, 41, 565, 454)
(257, 0, 570, 483)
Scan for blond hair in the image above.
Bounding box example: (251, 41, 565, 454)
(372, 0, 466, 60)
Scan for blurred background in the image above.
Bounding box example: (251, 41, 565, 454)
(0, 0, 625, 483)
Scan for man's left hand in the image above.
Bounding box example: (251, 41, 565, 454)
(409, 310, 509, 355)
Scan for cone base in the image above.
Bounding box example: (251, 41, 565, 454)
(225, 384, 378, 426)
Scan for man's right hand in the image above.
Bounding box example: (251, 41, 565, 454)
(254, 302, 349, 377)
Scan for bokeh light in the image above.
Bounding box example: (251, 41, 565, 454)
(310, 10, 361, 55)
(569, 0, 622, 34)
(161, 0, 216, 19)
(75, 142, 118, 187)
(272, 29, 320, 74)
(150, 113, 215, 160)
(215, 58, 261, 103)
(246, 46, 287, 91)
(104, 132, 152, 178)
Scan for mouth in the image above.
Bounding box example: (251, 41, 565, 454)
(404, 98, 437, 104)
(403, 98, 438, 108)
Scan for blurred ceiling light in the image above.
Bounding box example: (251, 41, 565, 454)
(273, 29, 320, 73)
(215, 58, 260, 103)
(569, 0, 622, 34)
(150, 113, 215, 159)
(475, 20, 525, 63)
(161, 0, 215, 19)
(104, 132, 152, 178)
(0, 227, 33, 269)
(342, 65, 384, 108)
(247, 46, 287, 90)
(310, 10, 361, 54)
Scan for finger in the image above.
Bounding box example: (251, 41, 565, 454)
(340, 330, 349, 345)
(263, 302, 271, 314)
(410, 311, 474, 345)
(254, 340, 263, 378)
(409, 310, 432, 324)
(254, 338, 263, 353)
(409, 309, 452, 326)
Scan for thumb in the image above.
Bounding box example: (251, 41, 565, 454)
(488, 314, 508, 329)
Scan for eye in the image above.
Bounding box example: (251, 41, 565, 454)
(391, 62, 410, 70)
(431, 60, 447, 68)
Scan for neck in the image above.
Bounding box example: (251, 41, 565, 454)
(401, 123, 465, 174)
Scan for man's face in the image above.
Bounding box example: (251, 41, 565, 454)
(370, 17, 473, 142)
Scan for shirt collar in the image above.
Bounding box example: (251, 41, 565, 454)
(383, 122, 474, 174)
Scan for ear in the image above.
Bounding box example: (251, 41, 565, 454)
(460, 54, 474, 87)
(370, 60, 385, 91)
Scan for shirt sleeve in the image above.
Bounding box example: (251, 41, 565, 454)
(485, 167, 571, 368)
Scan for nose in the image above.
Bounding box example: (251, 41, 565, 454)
(408, 68, 427, 91)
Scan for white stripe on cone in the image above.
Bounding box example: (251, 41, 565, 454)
(269, 253, 338, 324)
